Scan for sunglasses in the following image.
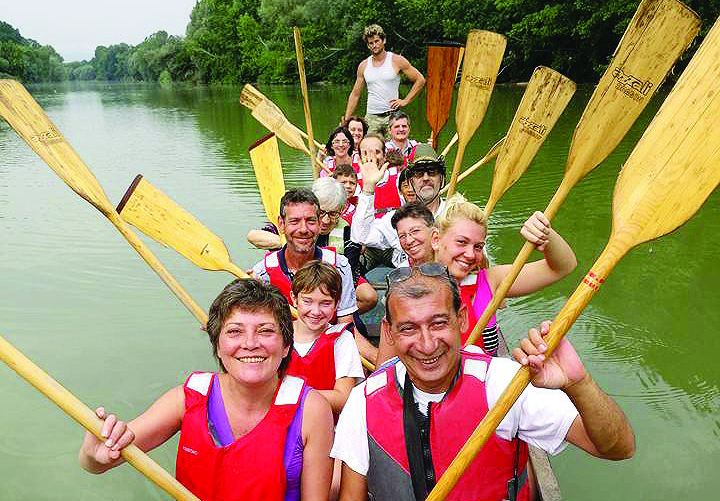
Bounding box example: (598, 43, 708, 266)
(385, 262, 450, 288)
(410, 164, 444, 178)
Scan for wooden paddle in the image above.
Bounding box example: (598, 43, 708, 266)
(445, 30, 506, 197)
(239, 84, 326, 173)
(464, 0, 700, 346)
(426, 42, 463, 150)
(0, 335, 200, 501)
(116, 174, 250, 281)
(293, 27, 319, 178)
(439, 136, 504, 195)
(429, 13, 720, 496)
(249, 133, 286, 242)
(482, 66, 576, 216)
(0, 79, 208, 325)
(434, 47, 465, 156)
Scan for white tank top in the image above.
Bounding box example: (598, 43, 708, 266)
(363, 52, 400, 115)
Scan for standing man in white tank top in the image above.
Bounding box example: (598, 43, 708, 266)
(342, 24, 425, 136)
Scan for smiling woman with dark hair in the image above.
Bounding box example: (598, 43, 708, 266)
(318, 126, 359, 178)
(78, 279, 334, 501)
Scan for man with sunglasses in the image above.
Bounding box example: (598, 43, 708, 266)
(332, 264, 635, 500)
(351, 142, 447, 272)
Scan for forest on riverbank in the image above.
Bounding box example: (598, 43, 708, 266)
(2, 0, 720, 85)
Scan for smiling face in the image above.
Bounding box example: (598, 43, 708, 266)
(331, 131, 352, 158)
(318, 204, 341, 235)
(396, 216, 433, 265)
(293, 287, 338, 334)
(278, 202, 320, 255)
(383, 283, 466, 393)
(389, 118, 410, 144)
(217, 307, 290, 386)
(347, 120, 365, 147)
(432, 217, 487, 280)
(400, 179, 416, 202)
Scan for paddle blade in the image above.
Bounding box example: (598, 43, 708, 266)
(117, 175, 234, 272)
(0, 80, 113, 214)
(566, 0, 700, 183)
(239, 84, 311, 155)
(426, 42, 463, 146)
(454, 31, 506, 143)
(249, 133, 286, 227)
(612, 16, 720, 247)
(485, 67, 575, 215)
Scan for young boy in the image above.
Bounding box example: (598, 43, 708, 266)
(288, 260, 364, 417)
(333, 163, 359, 225)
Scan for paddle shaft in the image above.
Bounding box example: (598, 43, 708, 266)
(293, 27, 318, 178)
(0, 80, 207, 325)
(428, 243, 624, 500)
(439, 136, 503, 196)
(464, 170, 575, 345)
(440, 133, 458, 157)
(0, 335, 200, 501)
(109, 212, 209, 324)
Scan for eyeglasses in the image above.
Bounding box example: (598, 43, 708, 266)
(319, 209, 341, 220)
(385, 262, 450, 288)
(332, 139, 350, 146)
(397, 227, 426, 243)
(410, 164, 444, 179)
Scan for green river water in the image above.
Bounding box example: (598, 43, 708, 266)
(0, 81, 718, 500)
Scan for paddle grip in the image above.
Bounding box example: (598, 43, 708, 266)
(0, 336, 201, 501)
(109, 213, 209, 325)
(430, 246, 620, 500)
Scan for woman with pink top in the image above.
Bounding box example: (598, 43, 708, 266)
(432, 194, 577, 354)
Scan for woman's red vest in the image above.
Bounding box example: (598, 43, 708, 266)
(175, 372, 306, 501)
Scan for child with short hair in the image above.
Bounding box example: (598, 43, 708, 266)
(288, 260, 364, 416)
(333, 164, 359, 224)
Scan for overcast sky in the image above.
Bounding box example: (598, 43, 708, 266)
(3, 1, 198, 62)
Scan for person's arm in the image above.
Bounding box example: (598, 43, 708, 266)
(513, 322, 636, 460)
(78, 386, 184, 474)
(338, 463, 369, 501)
(389, 54, 425, 110)
(247, 229, 282, 250)
(350, 159, 391, 248)
(300, 390, 334, 501)
(343, 62, 367, 123)
(487, 211, 577, 296)
(318, 377, 356, 416)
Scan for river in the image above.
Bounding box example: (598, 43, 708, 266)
(0, 81, 718, 500)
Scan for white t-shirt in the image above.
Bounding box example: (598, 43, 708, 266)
(330, 355, 578, 476)
(293, 329, 364, 380)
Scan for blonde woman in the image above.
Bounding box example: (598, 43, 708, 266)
(431, 194, 577, 354)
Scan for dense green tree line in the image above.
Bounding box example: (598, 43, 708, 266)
(2, 0, 720, 85)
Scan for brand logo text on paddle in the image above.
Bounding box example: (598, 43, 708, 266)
(612, 67, 654, 102)
(31, 126, 64, 145)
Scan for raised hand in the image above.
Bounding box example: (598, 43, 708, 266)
(512, 321, 588, 390)
(359, 156, 388, 193)
(520, 211, 552, 250)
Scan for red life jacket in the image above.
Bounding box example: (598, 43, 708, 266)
(176, 372, 306, 501)
(365, 348, 530, 501)
(263, 247, 338, 305)
(341, 196, 358, 225)
(286, 322, 352, 391)
(373, 165, 403, 218)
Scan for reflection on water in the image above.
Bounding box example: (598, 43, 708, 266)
(1, 81, 719, 500)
